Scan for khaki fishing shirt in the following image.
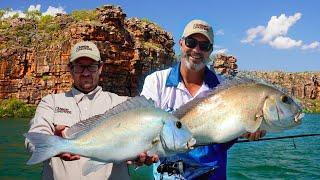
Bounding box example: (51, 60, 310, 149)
(25, 86, 130, 180)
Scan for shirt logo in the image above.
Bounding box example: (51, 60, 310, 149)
(55, 107, 72, 114)
(76, 45, 92, 52)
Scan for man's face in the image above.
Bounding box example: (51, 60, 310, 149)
(68, 57, 103, 93)
(179, 33, 213, 72)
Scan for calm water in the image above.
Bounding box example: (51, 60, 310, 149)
(0, 114, 319, 179)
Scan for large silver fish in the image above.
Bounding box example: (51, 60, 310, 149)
(25, 96, 196, 175)
(173, 79, 304, 145)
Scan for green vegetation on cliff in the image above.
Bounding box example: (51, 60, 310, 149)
(71, 10, 98, 22)
(0, 98, 36, 118)
(302, 99, 320, 113)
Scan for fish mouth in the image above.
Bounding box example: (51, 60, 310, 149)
(294, 112, 304, 124)
(186, 138, 196, 149)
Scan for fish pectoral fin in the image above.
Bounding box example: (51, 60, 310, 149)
(82, 160, 107, 176)
(147, 137, 161, 156)
(151, 137, 160, 145)
(245, 112, 264, 133)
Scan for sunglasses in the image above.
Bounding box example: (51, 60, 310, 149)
(70, 63, 101, 73)
(184, 37, 213, 52)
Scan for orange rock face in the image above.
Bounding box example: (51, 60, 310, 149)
(0, 5, 175, 104)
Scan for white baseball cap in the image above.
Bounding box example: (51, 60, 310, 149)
(69, 41, 101, 62)
(182, 19, 214, 44)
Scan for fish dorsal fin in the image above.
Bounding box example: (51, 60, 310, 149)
(203, 73, 291, 99)
(99, 95, 155, 118)
(64, 96, 155, 139)
(64, 114, 105, 139)
(173, 96, 208, 119)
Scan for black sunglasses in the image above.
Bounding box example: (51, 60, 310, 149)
(70, 63, 101, 73)
(184, 37, 213, 52)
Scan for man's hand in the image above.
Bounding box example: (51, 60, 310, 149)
(127, 152, 159, 166)
(241, 130, 267, 141)
(54, 125, 80, 161)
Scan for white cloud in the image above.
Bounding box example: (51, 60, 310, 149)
(216, 29, 224, 35)
(301, 41, 320, 50)
(28, 4, 41, 12)
(43, 6, 66, 16)
(241, 13, 307, 50)
(1, 4, 66, 18)
(269, 36, 302, 49)
(262, 13, 301, 43)
(3, 9, 25, 18)
(241, 25, 265, 44)
(213, 48, 228, 55)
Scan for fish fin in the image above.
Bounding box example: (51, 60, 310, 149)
(173, 96, 207, 119)
(147, 136, 163, 156)
(103, 95, 155, 116)
(64, 114, 105, 139)
(151, 137, 160, 145)
(245, 112, 264, 132)
(24, 132, 66, 165)
(82, 160, 107, 176)
(64, 96, 155, 139)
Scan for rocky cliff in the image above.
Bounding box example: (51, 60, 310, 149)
(0, 5, 319, 112)
(0, 5, 175, 104)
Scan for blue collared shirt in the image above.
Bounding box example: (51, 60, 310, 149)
(141, 62, 235, 179)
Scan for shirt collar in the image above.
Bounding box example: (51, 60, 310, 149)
(165, 62, 220, 89)
(72, 86, 102, 103)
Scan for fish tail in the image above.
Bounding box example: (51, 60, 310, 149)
(24, 132, 70, 165)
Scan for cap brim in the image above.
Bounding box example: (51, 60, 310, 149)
(183, 31, 213, 44)
(70, 53, 101, 62)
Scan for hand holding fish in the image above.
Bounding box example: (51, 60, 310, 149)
(54, 125, 80, 161)
(241, 130, 267, 141)
(127, 152, 159, 166)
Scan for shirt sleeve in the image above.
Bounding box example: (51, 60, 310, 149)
(24, 94, 55, 152)
(140, 73, 161, 107)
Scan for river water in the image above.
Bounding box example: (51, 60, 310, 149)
(1, 114, 319, 179)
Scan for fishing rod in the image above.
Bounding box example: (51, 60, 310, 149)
(194, 133, 320, 147)
(236, 133, 320, 143)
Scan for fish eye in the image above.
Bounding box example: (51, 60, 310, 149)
(176, 121, 182, 129)
(281, 95, 289, 104)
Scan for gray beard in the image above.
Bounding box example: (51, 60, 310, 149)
(183, 53, 206, 72)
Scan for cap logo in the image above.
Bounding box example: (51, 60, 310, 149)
(193, 23, 210, 31)
(76, 45, 92, 52)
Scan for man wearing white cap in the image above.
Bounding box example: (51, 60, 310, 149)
(25, 41, 131, 180)
(141, 19, 265, 179)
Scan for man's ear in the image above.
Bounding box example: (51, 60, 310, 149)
(67, 63, 72, 72)
(98, 62, 104, 73)
(179, 39, 184, 47)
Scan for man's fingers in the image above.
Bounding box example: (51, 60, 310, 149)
(54, 125, 66, 137)
(144, 157, 154, 166)
(152, 155, 159, 163)
(70, 154, 80, 161)
(137, 153, 147, 163)
(60, 153, 71, 160)
(60, 153, 80, 161)
(260, 130, 267, 138)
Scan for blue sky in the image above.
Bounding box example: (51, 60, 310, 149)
(1, 0, 319, 72)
